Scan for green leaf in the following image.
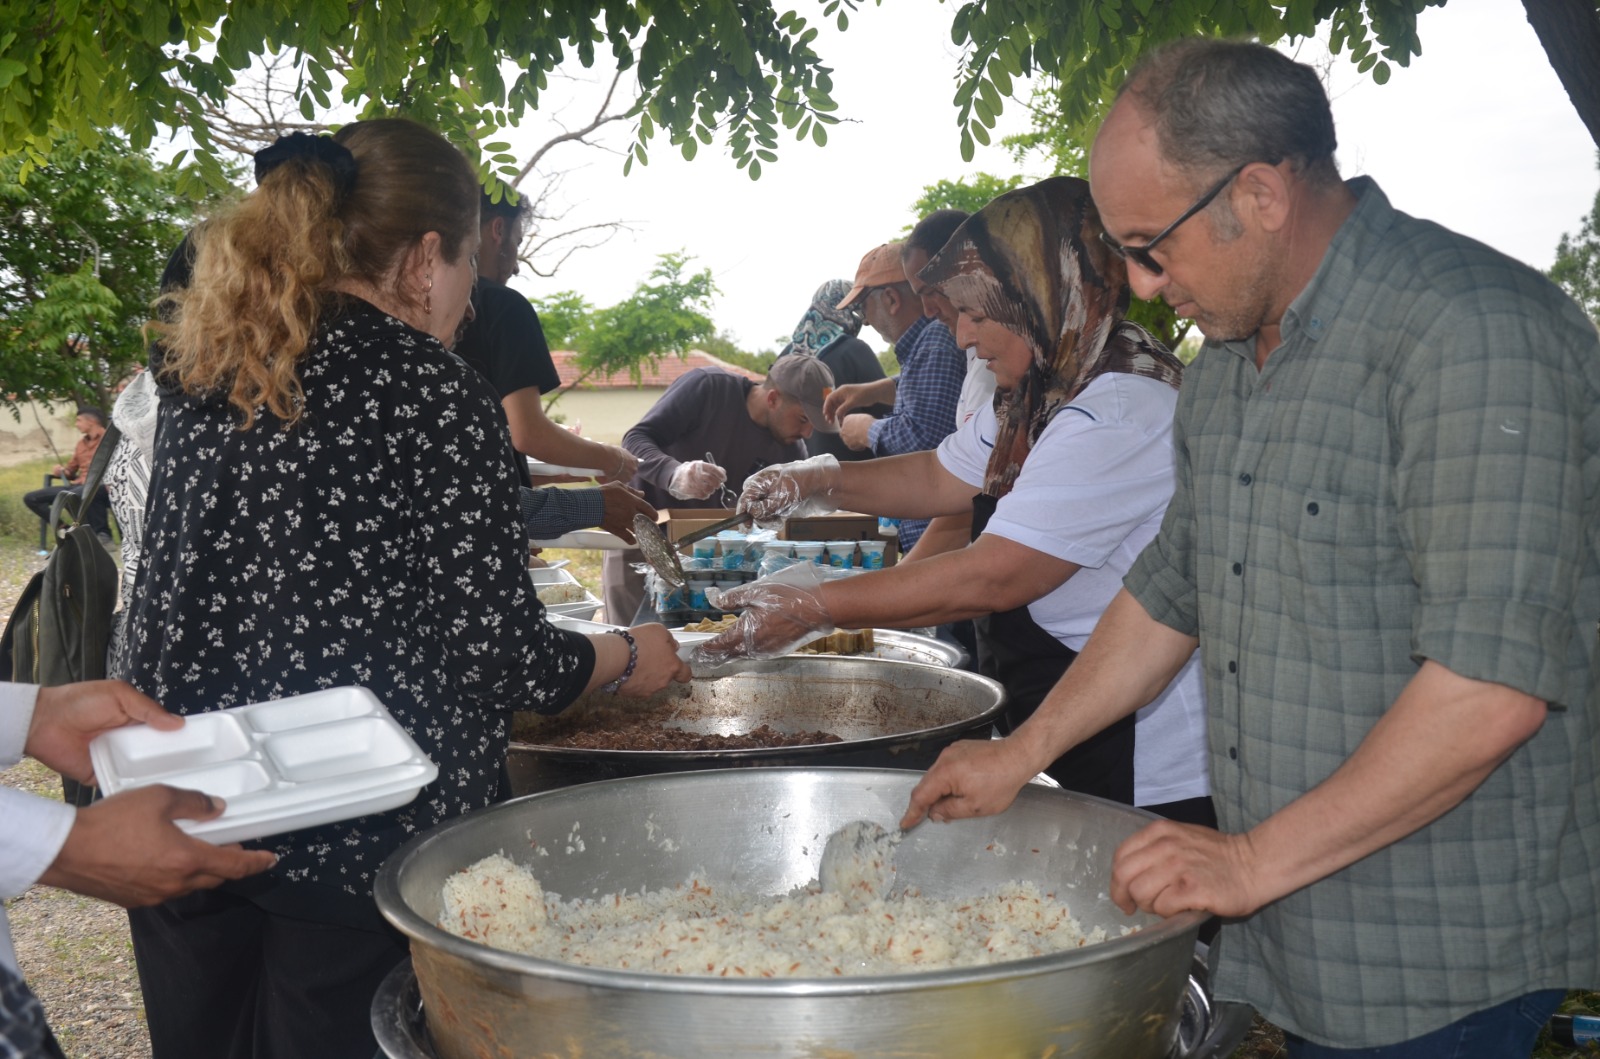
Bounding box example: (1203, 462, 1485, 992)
(1372, 60, 1391, 85)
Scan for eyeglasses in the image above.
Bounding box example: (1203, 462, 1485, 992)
(1099, 163, 1247, 276)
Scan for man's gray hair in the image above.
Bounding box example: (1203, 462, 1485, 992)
(1120, 39, 1340, 189)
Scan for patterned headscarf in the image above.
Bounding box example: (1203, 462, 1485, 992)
(919, 176, 1184, 499)
(782, 279, 863, 358)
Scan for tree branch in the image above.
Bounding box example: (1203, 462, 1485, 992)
(515, 68, 634, 185)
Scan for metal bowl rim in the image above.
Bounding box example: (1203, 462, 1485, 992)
(376, 766, 1206, 997)
(509, 657, 1007, 758)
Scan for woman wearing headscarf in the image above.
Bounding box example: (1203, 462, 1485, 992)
(776, 279, 892, 463)
(697, 177, 1210, 822)
(126, 120, 688, 1059)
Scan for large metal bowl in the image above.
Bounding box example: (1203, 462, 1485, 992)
(376, 767, 1205, 1059)
(505, 656, 1006, 795)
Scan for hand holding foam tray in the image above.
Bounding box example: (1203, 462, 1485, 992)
(89, 688, 438, 845)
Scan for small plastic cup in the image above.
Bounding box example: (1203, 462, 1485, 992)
(826, 541, 857, 570)
(857, 540, 886, 570)
(762, 540, 793, 559)
(691, 538, 717, 561)
(686, 578, 714, 611)
(791, 541, 826, 565)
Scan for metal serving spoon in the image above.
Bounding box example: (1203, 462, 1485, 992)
(818, 820, 903, 903)
(632, 510, 752, 591)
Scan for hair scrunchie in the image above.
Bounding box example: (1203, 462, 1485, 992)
(252, 132, 358, 203)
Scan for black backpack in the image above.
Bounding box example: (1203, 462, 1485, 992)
(0, 424, 121, 805)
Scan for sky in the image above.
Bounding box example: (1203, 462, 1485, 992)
(493, 0, 1598, 352)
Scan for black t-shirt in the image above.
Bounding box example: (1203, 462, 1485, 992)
(452, 279, 561, 487)
(808, 335, 892, 463)
(453, 279, 561, 399)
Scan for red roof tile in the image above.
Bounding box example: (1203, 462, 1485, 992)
(548, 349, 765, 391)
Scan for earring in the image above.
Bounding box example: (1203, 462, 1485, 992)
(424, 274, 433, 316)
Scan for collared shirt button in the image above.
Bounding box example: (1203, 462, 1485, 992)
(1228, 747, 1238, 760)
(1227, 660, 1237, 674)
(1307, 502, 1320, 515)
(1232, 562, 1243, 575)
(1238, 473, 1252, 486)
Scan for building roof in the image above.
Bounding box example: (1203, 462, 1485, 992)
(548, 349, 765, 391)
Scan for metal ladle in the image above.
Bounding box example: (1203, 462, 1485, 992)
(632, 510, 752, 592)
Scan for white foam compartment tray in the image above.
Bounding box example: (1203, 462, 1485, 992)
(89, 687, 438, 845)
(527, 568, 600, 620)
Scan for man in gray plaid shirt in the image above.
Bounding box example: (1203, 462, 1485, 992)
(903, 38, 1599, 1058)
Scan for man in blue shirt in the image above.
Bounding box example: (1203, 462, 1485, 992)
(833, 241, 966, 552)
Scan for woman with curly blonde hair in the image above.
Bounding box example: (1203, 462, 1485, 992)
(126, 119, 687, 1059)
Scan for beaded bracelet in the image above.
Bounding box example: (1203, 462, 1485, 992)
(599, 628, 638, 693)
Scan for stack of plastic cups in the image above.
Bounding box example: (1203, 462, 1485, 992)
(791, 541, 826, 566)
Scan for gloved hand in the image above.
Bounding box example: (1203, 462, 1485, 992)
(690, 561, 837, 667)
(667, 460, 728, 500)
(736, 454, 843, 524)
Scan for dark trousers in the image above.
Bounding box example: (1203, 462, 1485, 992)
(24, 484, 110, 535)
(128, 888, 409, 1059)
(1284, 988, 1564, 1058)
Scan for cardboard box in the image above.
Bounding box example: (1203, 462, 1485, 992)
(655, 507, 737, 545)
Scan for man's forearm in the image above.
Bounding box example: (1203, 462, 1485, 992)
(1235, 660, 1546, 908)
(502, 390, 624, 476)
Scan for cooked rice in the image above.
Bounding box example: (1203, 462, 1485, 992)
(438, 854, 1111, 978)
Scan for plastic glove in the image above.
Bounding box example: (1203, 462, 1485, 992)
(690, 561, 837, 667)
(668, 460, 728, 500)
(736, 454, 843, 524)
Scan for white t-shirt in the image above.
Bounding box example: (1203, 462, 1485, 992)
(955, 346, 998, 429)
(936, 373, 1209, 806)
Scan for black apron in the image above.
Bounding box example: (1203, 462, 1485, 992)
(971, 492, 1135, 804)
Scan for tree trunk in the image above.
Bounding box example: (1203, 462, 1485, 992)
(1521, 0, 1600, 149)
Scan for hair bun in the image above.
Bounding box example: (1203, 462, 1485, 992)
(253, 133, 357, 203)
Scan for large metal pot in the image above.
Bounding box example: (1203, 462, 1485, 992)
(505, 656, 1007, 795)
(375, 767, 1206, 1059)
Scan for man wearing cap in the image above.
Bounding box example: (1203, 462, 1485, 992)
(831, 241, 966, 553)
(600, 357, 836, 623)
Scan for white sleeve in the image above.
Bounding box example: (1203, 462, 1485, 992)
(983, 375, 1179, 570)
(935, 401, 997, 490)
(0, 682, 38, 767)
(0, 683, 76, 902)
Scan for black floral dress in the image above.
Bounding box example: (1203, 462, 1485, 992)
(125, 299, 594, 898)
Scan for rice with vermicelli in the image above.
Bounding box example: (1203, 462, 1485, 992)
(438, 855, 1112, 978)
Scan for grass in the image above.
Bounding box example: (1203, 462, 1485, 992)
(0, 457, 58, 543)
(536, 546, 603, 597)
